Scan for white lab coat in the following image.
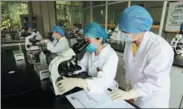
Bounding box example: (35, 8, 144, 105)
(35, 31, 42, 41)
(78, 44, 119, 92)
(110, 31, 121, 41)
(109, 29, 122, 44)
(47, 37, 70, 55)
(123, 31, 174, 108)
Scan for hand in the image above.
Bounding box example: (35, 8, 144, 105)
(47, 42, 53, 50)
(110, 89, 138, 100)
(56, 77, 87, 94)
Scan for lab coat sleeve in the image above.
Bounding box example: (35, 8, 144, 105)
(25, 34, 35, 46)
(133, 47, 174, 97)
(47, 38, 69, 53)
(86, 53, 119, 92)
(35, 31, 42, 40)
(47, 42, 55, 51)
(77, 53, 89, 71)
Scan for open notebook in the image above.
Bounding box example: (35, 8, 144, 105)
(66, 90, 135, 108)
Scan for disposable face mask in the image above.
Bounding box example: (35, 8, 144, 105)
(121, 32, 133, 42)
(86, 43, 97, 52)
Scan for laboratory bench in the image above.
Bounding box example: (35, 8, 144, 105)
(2, 42, 181, 108)
(1, 45, 139, 108)
(1, 42, 25, 48)
(1, 40, 25, 44)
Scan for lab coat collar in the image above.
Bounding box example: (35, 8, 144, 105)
(133, 31, 150, 65)
(59, 37, 66, 41)
(135, 32, 149, 56)
(92, 43, 111, 67)
(98, 43, 111, 58)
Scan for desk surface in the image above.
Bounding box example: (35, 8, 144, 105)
(1, 46, 74, 108)
(1, 45, 139, 109)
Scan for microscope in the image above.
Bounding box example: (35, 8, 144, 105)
(171, 23, 183, 57)
(170, 24, 183, 67)
(171, 34, 183, 56)
(25, 29, 43, 64)
(49, 39, 89, 95)
(73, 24, 83, 38)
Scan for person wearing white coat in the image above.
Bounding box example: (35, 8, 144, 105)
(56, 22, 119, 93)
(25, 26, 43, 51)
(110, 5, 174, 108)
(47, 26, 70, 56)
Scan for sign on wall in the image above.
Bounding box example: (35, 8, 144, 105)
(165, 2, 183, 32)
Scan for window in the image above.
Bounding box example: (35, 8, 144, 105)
(56, 1, 82, 28)
(1, 1, 28, 30)
(108, 2, 128, 25)
(83, 9, 90, 25)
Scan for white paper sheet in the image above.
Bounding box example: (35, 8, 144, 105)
(95, 99, 135, 108)
(66, 90, 135, 108)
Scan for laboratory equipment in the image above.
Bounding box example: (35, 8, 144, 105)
(72, 24, 83, 38)
(13, 50, 26, 69)
(25, 29, 43, 64)
(49, 39, 89, 95)
(171, 34, 183, 56)
(27, 49, 37, 64)
(39, 42, 47, 64)
(34, 62, 49, 81)
(65, 29, 76, 38)
(39, 51, 47, 64)
(171, 23, 183, 57)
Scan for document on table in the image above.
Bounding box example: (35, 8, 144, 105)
(66, 90, 135, 108)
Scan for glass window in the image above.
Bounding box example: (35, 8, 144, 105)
(92, 1, 105, 6)
(56, 1, 70, 5)
(83, 8, 90, 25)
(93, 6, 106, 25)
(70, 6, 82, 25)
(108, 1, 115, 3)
(108, 2, 128, 25)
(71, 1, 82, 6)
(83, 1, 90, 8)
(56, 5, 70, 27)
(131, 1, 164, 34)
(1, 1, 28, 30)
(56, 1, 82, 28)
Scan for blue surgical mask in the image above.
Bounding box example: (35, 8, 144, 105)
(86, 43, 97, 52)
(121, 32, 133, 42)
